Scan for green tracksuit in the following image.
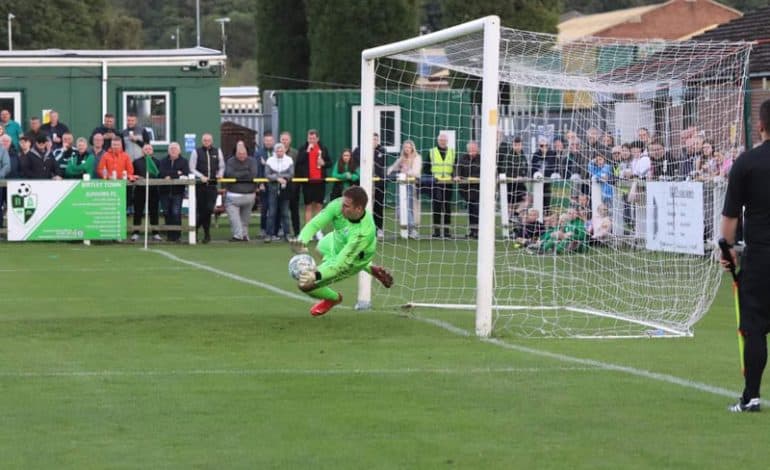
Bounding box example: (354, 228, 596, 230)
(540, 218, 588, 254)
(298, 197, 377, 300)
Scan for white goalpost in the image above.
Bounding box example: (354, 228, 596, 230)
(357, 16, 752, 338)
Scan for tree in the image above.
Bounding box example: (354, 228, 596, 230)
(0, 0, 114, 49)
(255, 0, 310, 90)
(305, 0, 420, 87)
(439, 0, 560, 34)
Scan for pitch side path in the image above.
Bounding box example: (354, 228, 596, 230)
(0, 243, 763, 469)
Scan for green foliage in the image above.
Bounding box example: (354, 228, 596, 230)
(0, 0, 141, 49)
(255, 0, 310, 90)
(305, 0, 420, 87)
(439, 0, 560, 33)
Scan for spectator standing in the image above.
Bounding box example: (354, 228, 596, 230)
(189, 133, 225, 243)
(0, 109, 22, 150)
(0, 134, 18, 178)
(41, 111, 70, 150)
(387, 140, 422, 239)
(91, 133, 106, 170)
(294, 129, 332, 236)
(55, 132, 76, 176)
(0, 140, 9, 230)
(648, 139, 675, 179)
(64, 138, 96, 179)
(97, 137, 135, 181)
(498, 135, 529, 218)
(587, 154, 613, 206)
(20, 135, 62, 179)
(264, 142, 294, 242)
(280, 131, 301, 239)
(131, 144, 162, 242)
(352, 133, 387, 238)
(426, 132, 455, 238)
(330, 148, 359, 199)
(24, 117, 46, 143)
(254, 132, 275, 238)
(159, 142, 190, 242)
(224, 142, 259, 242)
(91, 113, 119, 149)
(531, 137, 556, 211)
(122, 113, 152, 160)
(454, 140, 481, 239)
(629, 141, 651, 178)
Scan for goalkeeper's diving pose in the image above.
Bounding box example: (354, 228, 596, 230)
(292, 186, 393, 316)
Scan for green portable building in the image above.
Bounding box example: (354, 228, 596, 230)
(276, 89, 475, 160)
(0, 47, 225, 151)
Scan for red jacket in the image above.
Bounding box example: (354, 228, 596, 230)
(97, 149, 135, 180)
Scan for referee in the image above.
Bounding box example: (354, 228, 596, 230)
(721, 98, 770, 412)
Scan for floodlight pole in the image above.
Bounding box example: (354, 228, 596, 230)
(195, 0, 201, 47)
(215, 17, 230, 55)
(7, 13, 14, 51)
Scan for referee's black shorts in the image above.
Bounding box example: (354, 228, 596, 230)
(302, 182, 326, 204)
(738, 246, 770, 335)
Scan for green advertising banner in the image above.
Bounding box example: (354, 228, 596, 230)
(7, 180, 126, 241)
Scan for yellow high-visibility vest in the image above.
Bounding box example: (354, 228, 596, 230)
(430, 147, 455, 178)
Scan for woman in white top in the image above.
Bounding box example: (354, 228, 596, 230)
(387, 140, 422, 239)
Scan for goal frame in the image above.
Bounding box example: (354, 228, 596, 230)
(357, 16, 501, 337)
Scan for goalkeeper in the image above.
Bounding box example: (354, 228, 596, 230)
(292, 186, 393, 316)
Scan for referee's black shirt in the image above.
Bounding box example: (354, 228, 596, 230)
(723, 140, 770, 247)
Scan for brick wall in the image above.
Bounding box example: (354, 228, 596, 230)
(749, 78, 770, 147)
(598, 0, 740, 40)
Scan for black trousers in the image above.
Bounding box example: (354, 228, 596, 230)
(288, 182, 301, 236)
(132, 186, 160, 234)
(195, 184, 218, 234)
(432, 183, 452, 232)
(373, 181, 385, 230)
(738, 246, 770, 400)
(464, 191, 479, 234)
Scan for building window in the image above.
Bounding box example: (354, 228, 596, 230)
(351, 105, 401, 153)
(122, 91, 171, 144)
(0, 92, 22, 124)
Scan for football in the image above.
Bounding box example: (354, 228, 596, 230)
(17, 183, 31, 196)
(288, 254, 316, 280)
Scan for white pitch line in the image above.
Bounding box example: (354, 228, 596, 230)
(0, 366, 600, 379)
(152, 248, 755, 404)
(151, 249, 311, 304)
(415, 315, 761, 404)
(0, 266, 191, 273)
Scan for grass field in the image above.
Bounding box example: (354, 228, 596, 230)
(0, 239, 764, 469)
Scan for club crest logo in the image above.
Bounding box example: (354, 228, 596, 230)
(11, 183, 37, 223)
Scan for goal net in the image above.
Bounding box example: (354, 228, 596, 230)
(358, 17, 752, 338)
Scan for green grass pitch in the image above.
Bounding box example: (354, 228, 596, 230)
(0, 241, 764, 469)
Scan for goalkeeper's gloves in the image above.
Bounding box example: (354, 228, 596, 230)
(298, 270, 317, 291)
(290, 239, 309, 254)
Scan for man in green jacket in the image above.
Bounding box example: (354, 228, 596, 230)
(540, 208, 588, 254)
(292, 186, 393, 316)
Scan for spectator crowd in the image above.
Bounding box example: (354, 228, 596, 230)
(0, 109, 739, 249)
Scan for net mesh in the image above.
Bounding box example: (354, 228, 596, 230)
(367, 25, 751, 337)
